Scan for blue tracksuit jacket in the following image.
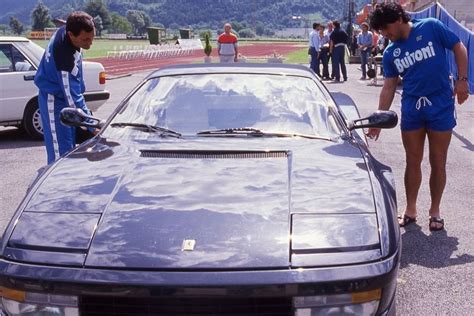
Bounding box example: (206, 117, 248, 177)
(34, 26, 91, 164)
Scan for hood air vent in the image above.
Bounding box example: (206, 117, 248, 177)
(140, 150, 289, 159)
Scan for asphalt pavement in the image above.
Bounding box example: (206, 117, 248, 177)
(0, 63, 473, 315)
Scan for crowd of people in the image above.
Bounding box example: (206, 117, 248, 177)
(308, 19, 389, 82)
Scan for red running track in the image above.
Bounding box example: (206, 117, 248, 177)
(91, 43, 304, 76)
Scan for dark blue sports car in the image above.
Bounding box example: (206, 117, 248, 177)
(0, 64, 399, 316)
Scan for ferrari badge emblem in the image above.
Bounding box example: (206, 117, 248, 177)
(182, 239, 196, 251)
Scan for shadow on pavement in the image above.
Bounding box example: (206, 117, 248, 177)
(400, 224, 474, 269)
(452, 130, 474, 152)
(0, 128, 43, 149)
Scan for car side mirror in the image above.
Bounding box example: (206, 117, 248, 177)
(348, 110, 398, 131)
(60, 108, 105, 129)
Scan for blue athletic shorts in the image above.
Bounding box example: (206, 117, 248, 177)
(400, 90, 456, 131)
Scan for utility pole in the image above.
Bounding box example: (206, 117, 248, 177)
(253, 0, 256, 34)
(350, 0, 354, 36)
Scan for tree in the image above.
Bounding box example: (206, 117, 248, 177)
(53, 3, 75, 20)
(84, 0, 110, 30)
(255, 22, 265, 36)
(230, 20, 245, 32)
(31, 1, 52, 31)
(169, 22, 179, 30)
(200, 29, 212, 39)
(93, 15, 103, 36)
(204, 33, 212, 57)
(109, 12, 132, 35)
(9, 17, 24, 35)
(126, 10, 151, 35)
(0, 24, 8, 35)
(239, 28, 256, 38)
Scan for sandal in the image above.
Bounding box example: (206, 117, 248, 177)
(398, 214, 417, 227)
(429, 216, 445, 231)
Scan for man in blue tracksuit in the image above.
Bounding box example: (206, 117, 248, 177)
(34, 12, 95, 164)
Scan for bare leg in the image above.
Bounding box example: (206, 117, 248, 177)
(401, 128, 426, 221)
(426, 129, 452, 229)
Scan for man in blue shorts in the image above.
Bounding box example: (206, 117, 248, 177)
(367, 3, 469, 231)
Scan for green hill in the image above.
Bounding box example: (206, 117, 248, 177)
(0, 0, 369, 33)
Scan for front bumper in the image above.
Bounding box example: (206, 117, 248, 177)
(0, 247, 399, 315)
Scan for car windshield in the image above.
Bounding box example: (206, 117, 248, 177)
(105, 73, 342, 139)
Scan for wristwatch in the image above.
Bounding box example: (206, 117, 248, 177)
(458, 76, 468, 81)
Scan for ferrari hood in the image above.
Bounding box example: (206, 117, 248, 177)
(6, 137, 380, 269)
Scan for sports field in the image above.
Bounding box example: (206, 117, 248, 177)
(92, 42, 306, 75)
(33, 38, 309, 70)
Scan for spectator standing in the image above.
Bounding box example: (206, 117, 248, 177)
(350, 29, 360, 56)
(308, 22, 321, 75)
(357, 22, 373, 80)
(217, 23, 238, 63)
(378, 34, 390, 75)
(329, 20, 349, 82)
(367, 3, 470, 231)
(318, 25, 330, 79)
(326, 21, 335, 79)
(372, 30, 380, 56)
(34, 11, 95, 164)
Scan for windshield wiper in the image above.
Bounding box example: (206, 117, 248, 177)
(197, 127, 264, 136)
(197, 127, 333, 140)
(110, 122, 181, 137)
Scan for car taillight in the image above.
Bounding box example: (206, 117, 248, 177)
(99, 71, 106, 85)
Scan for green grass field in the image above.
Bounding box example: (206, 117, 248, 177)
(33, 39, 151, 59)
(32, 38, 309, 61)
(285, 47, 310, 64)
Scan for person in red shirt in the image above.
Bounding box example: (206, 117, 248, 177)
(217, 23, 238, 63)
(371, 30, 379, 56)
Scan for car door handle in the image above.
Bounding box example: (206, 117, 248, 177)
(24, 74, 35, 81)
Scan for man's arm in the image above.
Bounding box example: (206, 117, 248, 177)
(378, 77, 398, 110)
(329, 33, 334, 54)
(366, 77, 398, 140)
(452, 41, 469, 105)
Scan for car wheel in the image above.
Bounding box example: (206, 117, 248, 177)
(23, 100, 44, 140)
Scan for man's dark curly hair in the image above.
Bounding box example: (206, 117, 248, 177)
(369, 2, 411, 31)
(66, 11, 94, 36)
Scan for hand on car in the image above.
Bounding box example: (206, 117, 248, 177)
(366, 127, 381, 141)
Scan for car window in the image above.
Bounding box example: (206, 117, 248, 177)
(107, 73, 342, 138)
(0, 44, 34, 72)
(19, 40, 44, 65)
(0, 44, 14, 73)
(11, 45, 34, 72)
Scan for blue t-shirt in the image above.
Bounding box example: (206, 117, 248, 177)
(383, 18, 460, 97)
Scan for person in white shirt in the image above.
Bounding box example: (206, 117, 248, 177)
(318, 25, 330, 79)
(326, 21, 335, 79)
(308, 22, 321, 74)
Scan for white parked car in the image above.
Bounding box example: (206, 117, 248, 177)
(0, 36, 109, 139)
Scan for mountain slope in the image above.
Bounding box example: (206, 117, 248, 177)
(0, 0, 369, 31)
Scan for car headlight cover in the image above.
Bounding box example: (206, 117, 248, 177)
(293, 289, 381, 316)
(0, 287, 78, 316)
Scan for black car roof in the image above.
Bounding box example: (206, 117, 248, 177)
(146, 63, 316, 79)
